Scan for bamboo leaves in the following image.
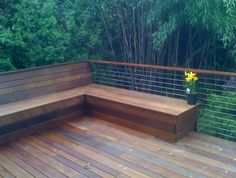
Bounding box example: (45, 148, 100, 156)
(0, 0, 236, 72)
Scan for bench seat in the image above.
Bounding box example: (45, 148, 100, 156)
(0, 87, 88, 143)
(85, 84, 199, 142)
(0, 61, 92, 143)
(0, 85, 88, 120)
(85, 84, 195, 116)
(0, 84, 198, 143)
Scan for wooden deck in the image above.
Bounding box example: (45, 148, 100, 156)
(0, 116, 235, 178)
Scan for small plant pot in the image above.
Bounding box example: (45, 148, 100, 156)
(186, 93, 198, 105)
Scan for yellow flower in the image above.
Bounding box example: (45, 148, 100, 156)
(188, 72, 196, 80)
(193, 76, 198, 81)
(184, 71, 198, 82)
(185, 71, 188, 76)
(185, 77, 191, 82)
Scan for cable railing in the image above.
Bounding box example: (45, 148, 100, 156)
(89, 60, 236, 141)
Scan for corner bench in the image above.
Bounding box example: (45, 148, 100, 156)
(0, 61, 198, 143)
(85, 85, 199, 142)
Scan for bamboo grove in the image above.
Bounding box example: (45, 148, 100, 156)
(1, 0, 236, 72)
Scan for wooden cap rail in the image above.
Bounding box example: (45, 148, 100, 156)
(0, 60, 86, 76)
(0, 60, 235, 77)
(88, 60, 236, 77)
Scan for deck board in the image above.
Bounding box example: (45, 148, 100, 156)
(0, 116, 235, 178)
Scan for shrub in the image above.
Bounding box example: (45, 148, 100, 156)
(0, 58, 16, 72)
(198, 92, 236, 141)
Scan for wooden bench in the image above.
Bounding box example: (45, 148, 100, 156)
(0, 61, 92, 142)
(85, 85, 199, 142)
(0, 61, 198, 143)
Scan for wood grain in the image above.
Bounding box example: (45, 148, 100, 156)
(0, 164, 15, 178)
(0, 152, 34, 178)
(26, 137, 114, 178)
(84, 84, 198, 142)
(0, 110, 85, 144)
(3, 149, 47, 178)
(0, 82, 198, 142)
(0, 61, 91, 104)
(88, 110, 177, 142)
(0, 61, 89, 82)
(0, 60, 197, 142)
(0, 117, 235, 178)
(0, 96, 85, 126)
(0, 67, 90, 89)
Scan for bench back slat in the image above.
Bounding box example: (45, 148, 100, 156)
(0, 61, 92, 105)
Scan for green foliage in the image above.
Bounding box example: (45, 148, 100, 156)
(0, 0, 106, 71)
(199, 92, 236, 141)
(0, 0, 236, 72)
(12, 0, 70, 67)
(147, 0, 180, 50)
(147, 0, 236, 69)
(186, 0, 236, 47)
(0, 58, 16, 72)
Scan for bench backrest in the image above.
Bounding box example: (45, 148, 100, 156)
(0, 61, 92, 105)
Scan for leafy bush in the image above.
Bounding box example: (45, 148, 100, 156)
(198, 92, 236, 141)
(0, 58, 16, 72)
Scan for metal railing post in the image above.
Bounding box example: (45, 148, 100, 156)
(131, 67, 135, 90)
